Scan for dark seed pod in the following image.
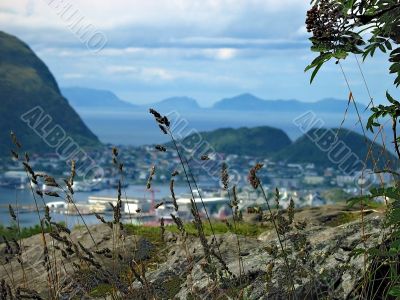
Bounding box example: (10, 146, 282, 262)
(149, 108, 161, 119)
(8, 205, 16, 221)
(162, 116, 170, 127)
(159, 125, 168, 134)
(155, 145, 166, 152)
(112, 147, 118, 157)
(155, 202, 164, 209)
(11, 150, 18, 160)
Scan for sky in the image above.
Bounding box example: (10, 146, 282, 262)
(0, 0, 398, 106)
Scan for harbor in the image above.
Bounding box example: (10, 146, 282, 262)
(0, 184, 188, 228)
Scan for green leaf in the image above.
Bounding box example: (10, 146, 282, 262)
(386, 91, 399, 105)
(390, 63, 400, 74)
(351, 248, 366, 257)
(388, 207, 400, 226)
(391, 48, 400, 55)
(310, 63, 323, 84)
(389, 247, 399, 256)
(389, 286, 400, 297)
(378, 44, 386, 53)
(347, 195, 371, 207)
(385, 40, 392, 50)
(391, 239, 400, 249)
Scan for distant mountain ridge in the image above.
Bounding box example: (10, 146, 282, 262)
(62, 87, 365, 114)
(62, 87, 135, 110)
(0, 31, 99, 157)
(212, 93, 366, 112)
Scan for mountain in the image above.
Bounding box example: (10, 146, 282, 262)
(177, 126, 292, 157)
(273, 128, 396, 169)
(62, 90, 200, 113)
(60, 88, 366, 115)
(62, 87, 136, 110)
(212, 93, 268, 110)
(212, 93, 366, 113)
(0, 31, 99, 157)
(148, 96, 201, 112)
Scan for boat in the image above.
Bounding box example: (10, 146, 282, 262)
(162, 189, 230, 220)
(46, 201, 108, 215)
(87, 195, 151, 213)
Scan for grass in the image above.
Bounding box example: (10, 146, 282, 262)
(0, 223, 51, 241)
(125, 221, 270, 241)
(325, 212, 361, 227)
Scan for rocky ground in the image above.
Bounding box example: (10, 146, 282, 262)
(0, 205, 387, 299)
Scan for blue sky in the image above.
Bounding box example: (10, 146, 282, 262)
(0, 0, 397, 106)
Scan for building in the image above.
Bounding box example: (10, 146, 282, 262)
(307, 192, 326, 207)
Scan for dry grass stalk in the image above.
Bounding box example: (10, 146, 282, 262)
(170, 178, 179, 211)
(220, 164, 244, 281)
(160, 218, 165, 243)
(146, 165, 156, 190)
(248, 163, 295, 296)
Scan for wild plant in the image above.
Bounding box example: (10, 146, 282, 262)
(304, 0, 400, 297)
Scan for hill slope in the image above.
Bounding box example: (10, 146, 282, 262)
(273, 128, 397, 169)
(62, 87, 136, 110)
(177, 126, 292, 157)
(0, 31, 99, 157)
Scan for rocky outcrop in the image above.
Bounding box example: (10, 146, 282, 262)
(0, 206, 385, 299)
(134, 213, 383, 299)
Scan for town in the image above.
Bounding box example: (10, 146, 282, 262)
(0, 143, 392, 225)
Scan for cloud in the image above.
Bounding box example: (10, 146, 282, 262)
(210, 48, 237, 60)
(0, 0, 310, 50)
(103, 63, 252, 87)
(105, 65, 175, 81)
(63, 73, 85, 79)
(6, 1, 392, 107)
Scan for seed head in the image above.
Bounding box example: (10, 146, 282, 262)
(155, 145, 166, 152)
(221, 162, 229, 190)
(248, 163, 263, 189)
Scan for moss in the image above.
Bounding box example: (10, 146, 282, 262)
(89, 283, 113, 297)
(326, 212, 360, 227)
(161, 276, 183, 299)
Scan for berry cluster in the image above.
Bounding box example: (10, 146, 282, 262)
(306, 0, 344, 44)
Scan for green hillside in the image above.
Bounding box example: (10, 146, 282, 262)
(273, 128, 397, 169)
(0, 31, 99, 157)
(178, 126, 292, 157)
